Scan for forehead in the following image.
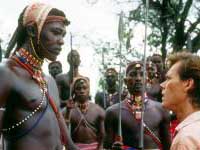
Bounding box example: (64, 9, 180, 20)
(127, 63, 143, 73)
(166, 61, 181, 77)
(151, 55, 162, 62)
(42, 21, 66, 31)
(75, 79, 88, 87)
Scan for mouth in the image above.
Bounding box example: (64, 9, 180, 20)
(51, 48, 61, 55)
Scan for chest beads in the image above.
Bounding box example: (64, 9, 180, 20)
(125, 95, 143, 120)
(2, 48, 47, 132)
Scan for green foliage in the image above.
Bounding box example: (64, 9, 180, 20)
(127, 0, 200, 60)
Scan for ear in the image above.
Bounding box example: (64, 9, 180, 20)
(26, 25, 37, 38)
(184, 78, 194, 92)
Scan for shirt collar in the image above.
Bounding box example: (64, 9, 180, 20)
(175, 111, 200, 132)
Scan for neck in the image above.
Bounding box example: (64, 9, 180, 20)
(175, 98, 199, 122)
(25, 39, 43, 62)
(107, 86, 117, 94)
(13, 47, 43, 71)
(69, 67, 79, 77)
(76, 101, 89, 113)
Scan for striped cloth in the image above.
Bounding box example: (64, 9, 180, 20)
(76, 142, 98, 150)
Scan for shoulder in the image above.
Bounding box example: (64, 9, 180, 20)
(55, 73, 67, 82)
(147, 99, 170, 117)
(90, 102, 105, 114)
(172, 126, 200, 149)
(106, 103, 120, 115)
(0, 60, 14, 82)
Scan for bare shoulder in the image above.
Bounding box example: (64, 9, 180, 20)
(0, 60, 13, 84)
(55, 73, 68, 81)
(148, 99, 170, 118)
(0, 60, 14, 105)
(105, 103, 120, 116)
(89, 102, 105, 116)
(45, 74, 60, 106)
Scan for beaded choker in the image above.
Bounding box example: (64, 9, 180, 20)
(76, 102, 89, 114)
(14, 48, 43, 70)
(125, 94, 148, 120)
(12, 48, 46, 89)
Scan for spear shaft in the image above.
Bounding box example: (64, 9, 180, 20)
(140, 0, 149, 149)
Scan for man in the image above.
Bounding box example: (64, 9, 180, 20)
(95, 68, 120, 109)
(48, 61, 63, 79)
(56, 50, 82, 108)
(104, 61, 171, 150)
(0, 3, 78, 150)
(161, 51, 200, 149)
(68, 77, 105, 150)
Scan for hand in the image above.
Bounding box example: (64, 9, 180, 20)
(66, 99, 75, 110)
(112, 141, 123, 150)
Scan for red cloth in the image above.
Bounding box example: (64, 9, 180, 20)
(170, 120, 179, 140)
(76, 142, 98, 150)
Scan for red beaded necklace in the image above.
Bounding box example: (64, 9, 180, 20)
(12, 48, 46, 89)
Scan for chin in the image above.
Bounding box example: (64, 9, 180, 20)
(162, 101, 171, 110)
(47, 55, 57, 61)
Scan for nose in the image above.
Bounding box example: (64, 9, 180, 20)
(58, 36, 64, 45)
(160, 80, 165, 89)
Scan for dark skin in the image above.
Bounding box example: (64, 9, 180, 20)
(69, 79, 105, 150)
(104, 62, 171, 150)
(95, 69, 120, 109)
(56, 50, 82, 108)
(48, 61, 62, 79)
(0, 20, 78, 150)
(147, 55, 165, 102)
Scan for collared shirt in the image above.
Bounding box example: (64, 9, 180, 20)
(170, 111, 200, 150)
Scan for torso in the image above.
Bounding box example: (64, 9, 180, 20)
(108, 99, 166, 149)
(1, 59, 62, 150)
(70, 102, 104, 144)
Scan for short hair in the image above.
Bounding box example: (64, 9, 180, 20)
(167, 51, 200, 107)
(67, 50, 80, 63)
(105, 68, 118, 76)
(126, 61, 157, 78)
(48, 61, 62, 69)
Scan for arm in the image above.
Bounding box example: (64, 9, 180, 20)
(59, 113, 79, 150)
(0, 65, 12, 132)
(104, 108, 116, 149)
(159, 109, 171, 150)
(96, 107, 105, 150)
(48, 76, 79, 150)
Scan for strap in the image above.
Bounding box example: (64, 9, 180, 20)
(143, 123, 162, 150)
(125, 101, 162, 149)
(46, 92, 68, 145)
(4, 98, 48, 141)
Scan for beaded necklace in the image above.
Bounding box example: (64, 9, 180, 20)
(125, 94, 148, 121)
(2, 48, 46, 132)
(75, 101, 89, 114)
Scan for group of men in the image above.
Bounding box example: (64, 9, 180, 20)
(0, 2, 200, 150)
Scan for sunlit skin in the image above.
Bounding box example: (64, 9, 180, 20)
(37, 21, 66, 61)
(0, 20, 78, 150)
